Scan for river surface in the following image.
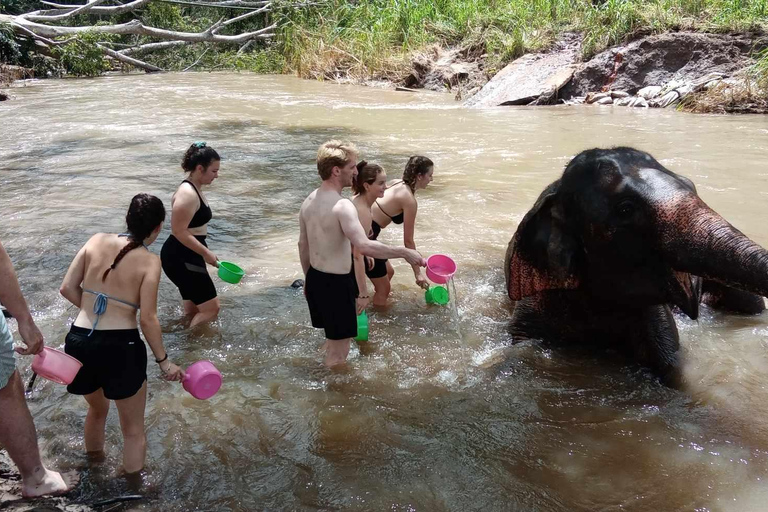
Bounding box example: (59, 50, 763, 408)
(2, 73, 768, 511)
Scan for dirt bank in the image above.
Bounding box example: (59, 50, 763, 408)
(403, 31, 768, 113)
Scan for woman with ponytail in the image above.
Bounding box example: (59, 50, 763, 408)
(369, 156, 434, 305)
(59, 193, 184, 475)
(161, 142, 221, 327)
(351, 160, 388, 312)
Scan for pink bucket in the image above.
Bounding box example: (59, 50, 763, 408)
(31, 347, 83, 385)
(182, 361, 222, 400)
(426, 254, 457, 284)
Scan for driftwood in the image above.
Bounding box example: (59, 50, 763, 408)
(0, 0, 282, 74)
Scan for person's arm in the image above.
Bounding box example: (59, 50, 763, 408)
(138, 259, 185, 382)
(402, 198, 428, 289)
(0, 240, 43, 355)
(352, 246, 369, 314)
(171, 187, 218, 267)
(298, 210, 310, 276)
(337, 200, 425, 266)
(59, 243, 87, 309)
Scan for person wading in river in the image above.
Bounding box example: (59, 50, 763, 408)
(161, 142, 221, 327)
(0, 239, 79, 498)
(351, 160, 388, 310)
(298, 141, 426, 367)
(60, 194, 184, 474)
(369, 155, 434, 306)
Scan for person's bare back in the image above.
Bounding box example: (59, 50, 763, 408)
(300, 186, 354, 275)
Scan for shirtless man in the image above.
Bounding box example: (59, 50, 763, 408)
(299, 140, 426, 367)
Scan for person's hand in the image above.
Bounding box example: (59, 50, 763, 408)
(204, 250, 219, 267)
(403, 248, 426, 268)
(14, 317, 43, 355)
(160, 361, 185, 382)
(415, 273, 429, 290)
(365, 256, 375, 271)
(356, 296, 369, 315)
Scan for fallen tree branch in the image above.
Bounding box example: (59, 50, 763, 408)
(182, 47, 209, 71)
(21, 0, 108, 22)
(3, 16, 276, 44)
(98, 43, 164, 72)
(154, 0, 265, 9)
(10, 22, 74, 46)
(120, 40, 192, 56)
(28, 0, 151, 18)
(212, 3, 270, 33)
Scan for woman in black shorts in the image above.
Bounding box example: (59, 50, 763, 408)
(59, 194, 184, 474)
(369, 156, 434, 305)
(351, 160, 388, 310)
(161, 142, 221, 326)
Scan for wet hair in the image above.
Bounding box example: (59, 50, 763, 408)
(352, 160, 385, 195)
(316, 140, 358, 180)
(402, 155, 434, 192)
(182, 142, 220, 173)
(102, 194, 165, 282)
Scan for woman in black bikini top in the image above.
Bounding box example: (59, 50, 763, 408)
(369, 155, 435, 305)
(160, 142, 222, 327)
(351, 161, 388, 312)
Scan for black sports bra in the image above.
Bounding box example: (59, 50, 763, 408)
(183, 180, 212, 228)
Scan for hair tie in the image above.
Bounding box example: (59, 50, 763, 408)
(193, 141, 207, 149)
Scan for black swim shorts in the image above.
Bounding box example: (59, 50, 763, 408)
(305, 266, 358, 340)
(161, 234, 217, 305)
(365, 258, 388, 279)
(65, 325, 147, 400)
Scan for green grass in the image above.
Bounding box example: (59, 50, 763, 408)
(274, 0, 768, 81)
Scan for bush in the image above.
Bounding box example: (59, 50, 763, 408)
(51, 32, 115, 77)
(0, 22, 21, 65)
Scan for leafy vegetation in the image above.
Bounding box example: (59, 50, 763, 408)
(51, 32, 116, 77)
(2, 0, 768, 92)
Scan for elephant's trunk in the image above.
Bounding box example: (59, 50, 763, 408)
(659, 195, 768, 297)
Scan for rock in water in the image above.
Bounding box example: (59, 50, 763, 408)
(291, 279, 304, 289)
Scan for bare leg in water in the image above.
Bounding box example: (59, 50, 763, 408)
(0, 371, 79, 498)
(323, 338, 351, 368)
(183, 297, 220, 327)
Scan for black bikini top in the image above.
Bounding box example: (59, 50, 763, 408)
(183, 180, 212, 228)
(376, 181, 409, 224)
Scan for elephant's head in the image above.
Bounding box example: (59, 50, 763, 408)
(505, 147, 768, 318)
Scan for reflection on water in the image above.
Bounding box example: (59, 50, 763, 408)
(2, 73, 768, 510)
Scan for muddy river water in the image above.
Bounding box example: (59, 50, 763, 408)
(2, 73, 768, 510)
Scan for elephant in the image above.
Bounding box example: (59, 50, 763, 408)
(504, 147, 768, 381)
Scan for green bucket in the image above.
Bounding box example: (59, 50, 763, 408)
(425, 285, 449, 305)
(355, 312, 368, 342)
(217, 261, 244, 284)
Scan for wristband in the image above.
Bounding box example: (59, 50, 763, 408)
(357, 295, 369, 299)
(155, 353, 168, 364)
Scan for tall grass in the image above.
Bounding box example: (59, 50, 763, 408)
(274, 0, 768, 80)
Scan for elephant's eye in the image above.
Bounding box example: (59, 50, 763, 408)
(615, 200, 636, 219)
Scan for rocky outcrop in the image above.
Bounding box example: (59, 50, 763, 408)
(560, 32, 762, 98)
(464, 35, 580, 107)
(460, 31, 768, 113)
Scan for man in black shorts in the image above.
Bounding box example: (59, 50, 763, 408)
(298, 141, 426, 367)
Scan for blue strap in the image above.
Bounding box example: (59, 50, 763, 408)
(88, 293, 109, 336)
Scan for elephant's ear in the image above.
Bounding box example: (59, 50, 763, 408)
(506, 181, 582, 300)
